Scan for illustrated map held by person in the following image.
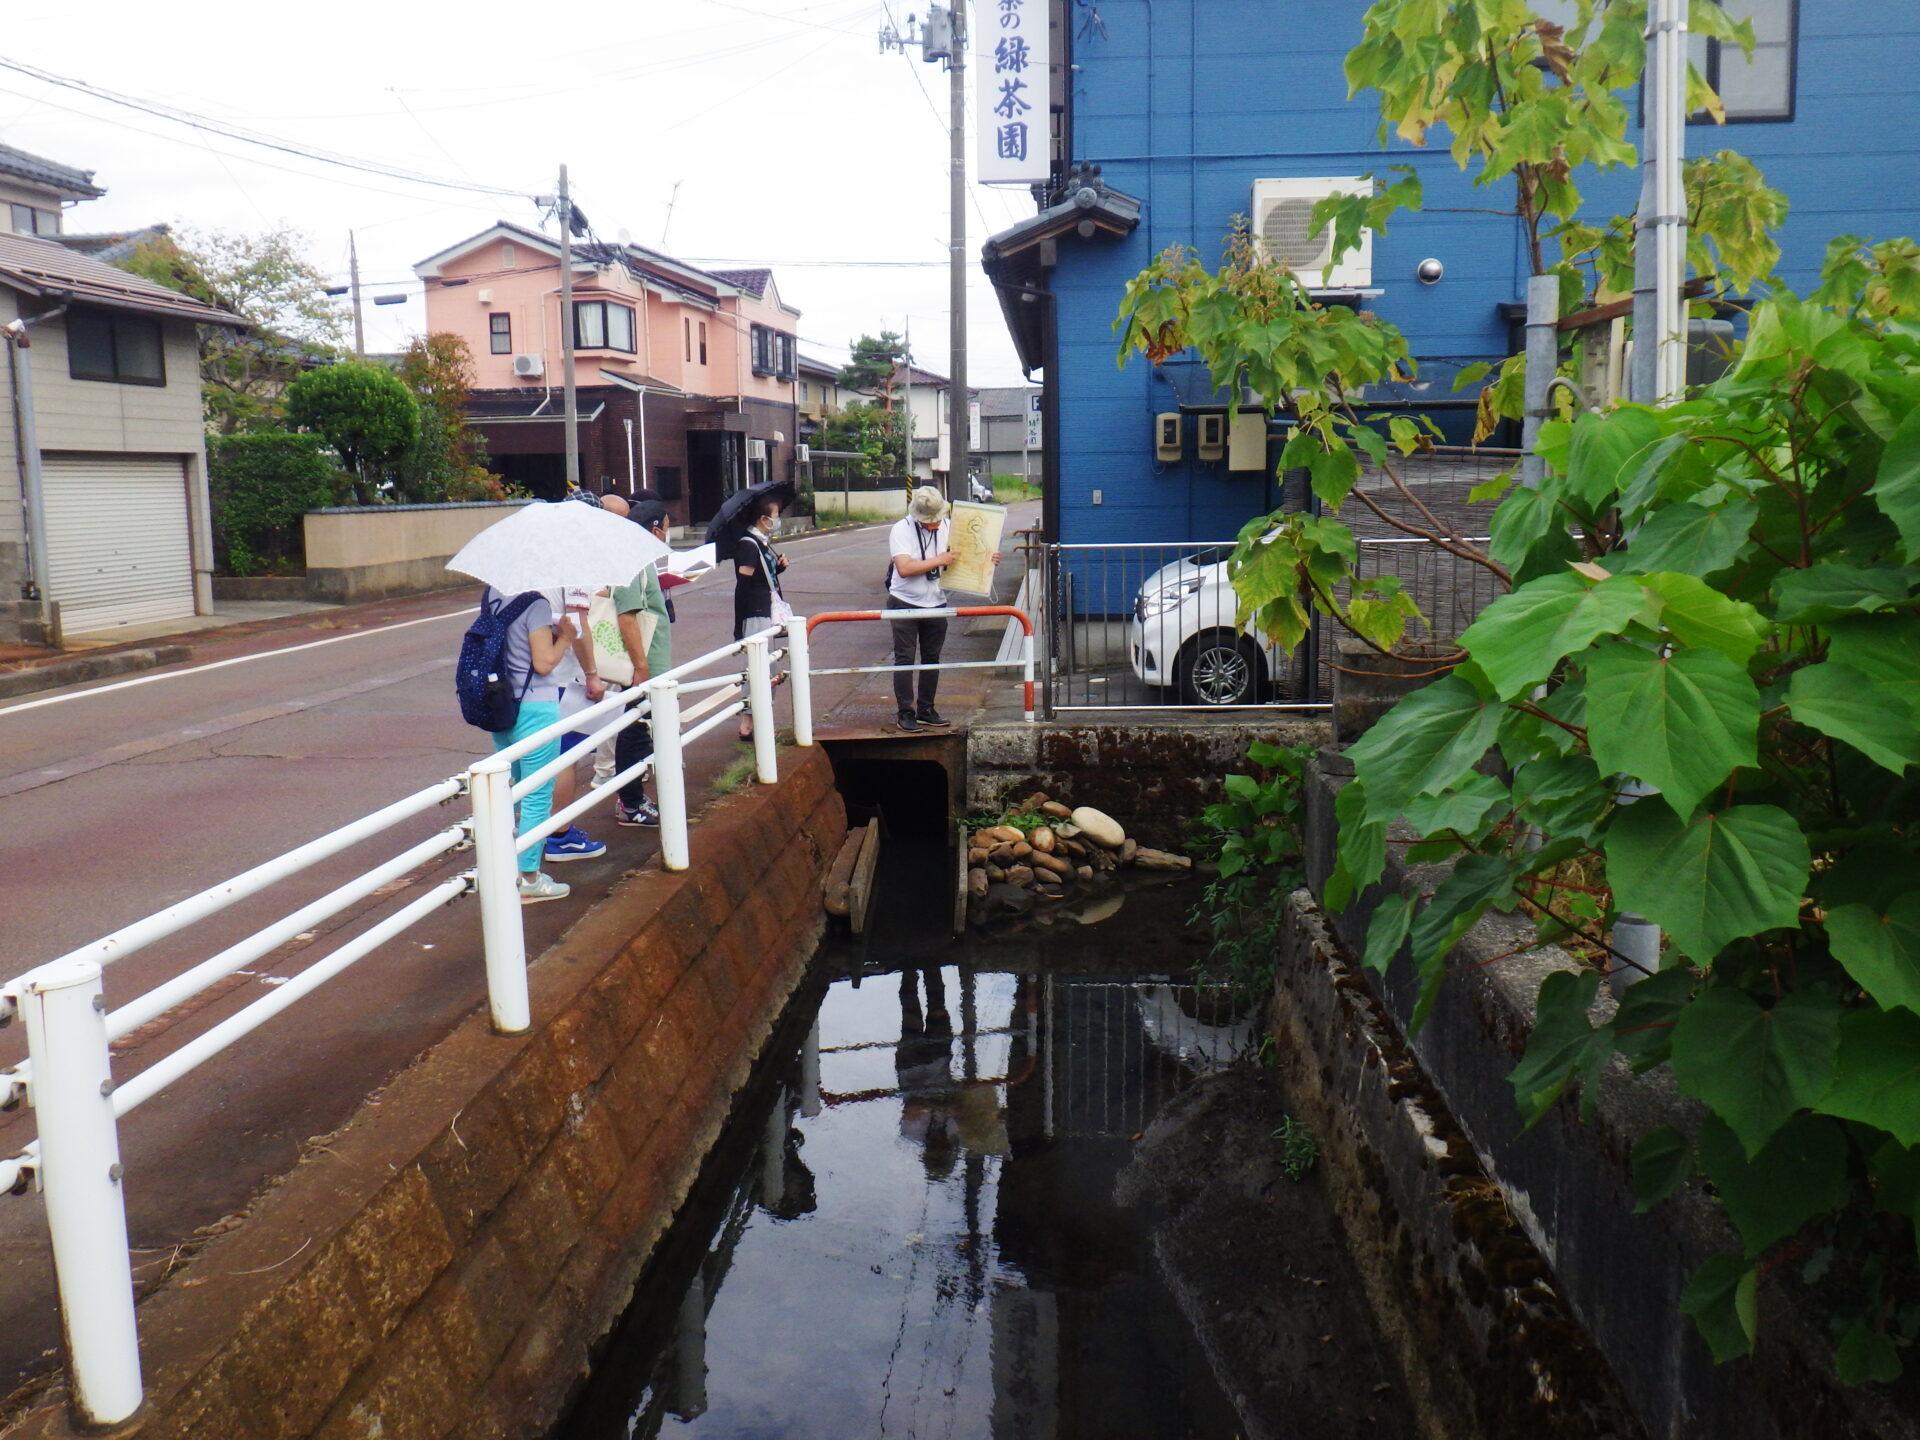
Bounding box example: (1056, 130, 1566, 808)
(887, 486, 998, 733)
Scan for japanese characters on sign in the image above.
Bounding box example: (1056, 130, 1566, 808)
(977, 0, 1048, 184)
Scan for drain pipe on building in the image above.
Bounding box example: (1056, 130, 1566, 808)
(6, 302, 65, 621)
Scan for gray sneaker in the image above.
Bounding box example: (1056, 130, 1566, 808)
(517, 871, 571, 905)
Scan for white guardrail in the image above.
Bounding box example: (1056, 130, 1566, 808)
(0, 620, 815, 1428)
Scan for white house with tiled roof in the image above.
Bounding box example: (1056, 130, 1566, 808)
(0, 167, 243, 644)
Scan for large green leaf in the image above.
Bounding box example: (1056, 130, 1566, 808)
(1585, 643, 1760, 817)
(1670, 986, 1842, 1157)
(1508, 968, 1613, 1126)
(1400, 771, 1510, 838)
(1488, 485, 1581, 585)
(1824, 614, 1920, 718)
(1409, 852, 1515, 967)
(1326, 779, 1386, 913)
(1680, 1254, 1758, 1363)
(1828, 896, 1920, 1015)
(1771, 563, 1912, 623)
(1816, 1007, 1920, 1148)
(1606, 802, 1811, 965)
(1873, 403, 1920, 557)
(1564, 406, 1665, 512)
(1836, 1325, 1904, 1386)
(1615, 494, 1758, 577)
(1630, 1125, 1693, 1213)
(1788, 661, 1920, 774)
(1460, 572, 1649, 699)
(1696, 1112, 1851, 1256)
(1345, 673, 1502, 814)
(1512, 752, 1609, 838)
(1637, 572, 1770, 666)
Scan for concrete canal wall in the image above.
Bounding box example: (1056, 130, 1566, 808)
(3, 746, 845, 1440)
(1281, 755, 1918, 1440)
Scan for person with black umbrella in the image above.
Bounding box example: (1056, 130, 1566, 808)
(731, 493, 789, 739)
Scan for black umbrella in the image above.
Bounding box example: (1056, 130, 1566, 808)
(705, 478, 797, 560)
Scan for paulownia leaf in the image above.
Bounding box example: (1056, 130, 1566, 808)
(1788, 662, 1920, 774)
(1681, 1254, 1758, 1363)
(1585, 642, 1760, 817)
(1696, 1112, 1851, 1255)
(1408, 852, 1515, 968)
(1824, 614, 1920, 718)
(1836, 1324, 1904, 1386)
(1345, 673, 1502, 815)
(1400, 771, 1510, 838)
(1772, 563, 1913, 623)
(1817, 1006, 1920, 1148)
(1363, 890, 1415, 975)
(1509, 968, 1613, 1126)
(1326, 779, 1386, 913)
(1670, 986, 1842, 1157)
(1630, 1125, 1693, 1213)
(1606, 801, 1810, 966)
(1637, 572, 1770, 667)
(1873, 403, 1920, 558)
(1615, 494, 1758, 577)
(1460, 571, 1648, 699)
(1827, 896, 1920, 1016)
(1563, 405, 1665, 512)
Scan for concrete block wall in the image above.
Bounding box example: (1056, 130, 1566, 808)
(1, 746, 845, 1440)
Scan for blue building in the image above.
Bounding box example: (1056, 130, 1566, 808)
(982, 0, 1920, 547)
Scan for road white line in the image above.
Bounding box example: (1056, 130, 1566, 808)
(0, 606, 476, 719)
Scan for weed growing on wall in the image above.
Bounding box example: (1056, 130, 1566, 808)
(1188, 742, 1315, 991)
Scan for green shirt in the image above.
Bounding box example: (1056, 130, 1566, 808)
(611, 563, 672, 679)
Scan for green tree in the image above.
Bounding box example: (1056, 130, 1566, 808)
(118, 226, 348, 434)
(392, 333, 502, 503)
(1117, 0, 1920, 1379)
(206, 431, 345, 575)
(809, 400, 909, 477)
(285, 362, 420, 503)
(838, 331, 909, 406)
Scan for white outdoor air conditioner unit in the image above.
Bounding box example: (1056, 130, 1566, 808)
(748, 438, 769, 462)
(1250, 177, 1373, 289)
(797, 444, 811, 463)
(512, 353, 544, 378)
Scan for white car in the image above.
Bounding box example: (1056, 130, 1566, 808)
(1129, 549, 1286, 705)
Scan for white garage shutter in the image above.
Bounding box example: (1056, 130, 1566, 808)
(42, 455, 196, 635)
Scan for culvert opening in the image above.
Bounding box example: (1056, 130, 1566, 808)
(551, 810, 1414, 1439)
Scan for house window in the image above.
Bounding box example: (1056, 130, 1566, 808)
(751, 325, 773, 376)
(1696, 0, 1796, 122)
(68, 309, 165, 386)
(501, 241, 517, 268)
(573, 300, 636, 353)
(698, 322, 707, 365)
(9, 203, 57, 236)
(800, 381, 810, 403)
(684, 317, 691, 362)
(489, 313, 512, 355)
(776, 333, 796, 380)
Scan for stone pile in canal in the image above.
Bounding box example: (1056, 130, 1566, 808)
(965, 787, 1190, 928)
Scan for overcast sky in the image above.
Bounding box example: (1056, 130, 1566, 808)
(0, 0, 1039, 386)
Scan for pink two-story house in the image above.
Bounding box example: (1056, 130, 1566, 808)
(413, 222, 800, 526)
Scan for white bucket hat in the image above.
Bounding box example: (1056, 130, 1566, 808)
(908, 486, 950, 524)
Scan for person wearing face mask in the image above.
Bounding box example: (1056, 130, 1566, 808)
(733, 495, 789, 739)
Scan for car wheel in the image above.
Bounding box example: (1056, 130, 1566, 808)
(1178, 630, 1262, 706)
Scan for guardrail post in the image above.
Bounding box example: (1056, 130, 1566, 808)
(469, 757, 530, 1035)
(786, 616, 814, 747)
(18, 960, 144, 1428)
(743, 632, 778, 784)
(651, 681, 690, 872)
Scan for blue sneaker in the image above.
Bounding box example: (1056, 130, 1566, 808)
(544, 826, 607, 862)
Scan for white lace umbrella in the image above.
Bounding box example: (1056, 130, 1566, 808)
(445, 501, 671, 594)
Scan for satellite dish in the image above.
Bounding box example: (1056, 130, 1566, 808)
(616, 228, 632, 246)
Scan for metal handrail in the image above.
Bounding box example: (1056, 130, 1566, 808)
(0, 616, 814, 1429)
(804, 606, 1035, 721)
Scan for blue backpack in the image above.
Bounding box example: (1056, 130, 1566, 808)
(455, 591, 540, 731)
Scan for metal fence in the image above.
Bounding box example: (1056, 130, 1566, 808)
(0, 621, 817, 1427)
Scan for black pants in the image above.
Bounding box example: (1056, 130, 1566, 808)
(888, 600, 948, 713)
(614, 704, 652, 808)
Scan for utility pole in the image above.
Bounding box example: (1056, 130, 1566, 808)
(946, 2, 968, 503)
(557, 165, 581, 491)
(1631, 0, 1688, 407)
(348, 230, 365, 359)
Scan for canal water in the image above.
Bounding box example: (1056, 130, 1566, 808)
(553, 859, 1256, 1440)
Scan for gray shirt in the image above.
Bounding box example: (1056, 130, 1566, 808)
(486, 589, 561, 705)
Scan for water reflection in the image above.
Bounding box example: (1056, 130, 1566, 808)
(556, 960, 1249, 1440)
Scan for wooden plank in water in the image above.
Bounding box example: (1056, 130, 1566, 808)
(822, 826, 867, 918)
(953, 820, 968, 936)
(848, 818, 882, 935)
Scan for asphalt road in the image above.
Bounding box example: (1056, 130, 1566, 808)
(0, 503, 1036, 1396)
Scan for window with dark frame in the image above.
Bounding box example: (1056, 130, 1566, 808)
(67, 309, 165, 386)
(684, 317, 691, 362)
(751, 324, 773, 375)
(1694, 0, 1796, 122)
(775, 333, 796, 380)
(698, 321, 707, 365)
(489, 313, 512, 355)
(9, 203, 57, 235)
(572, 300, 636, 353)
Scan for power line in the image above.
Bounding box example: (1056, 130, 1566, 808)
(0, 54, 533, 198)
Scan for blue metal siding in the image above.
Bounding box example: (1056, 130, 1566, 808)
(1046, 0, 1920, 545)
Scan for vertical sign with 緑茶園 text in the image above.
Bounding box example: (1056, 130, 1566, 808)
(977, 0, 1048, 184)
